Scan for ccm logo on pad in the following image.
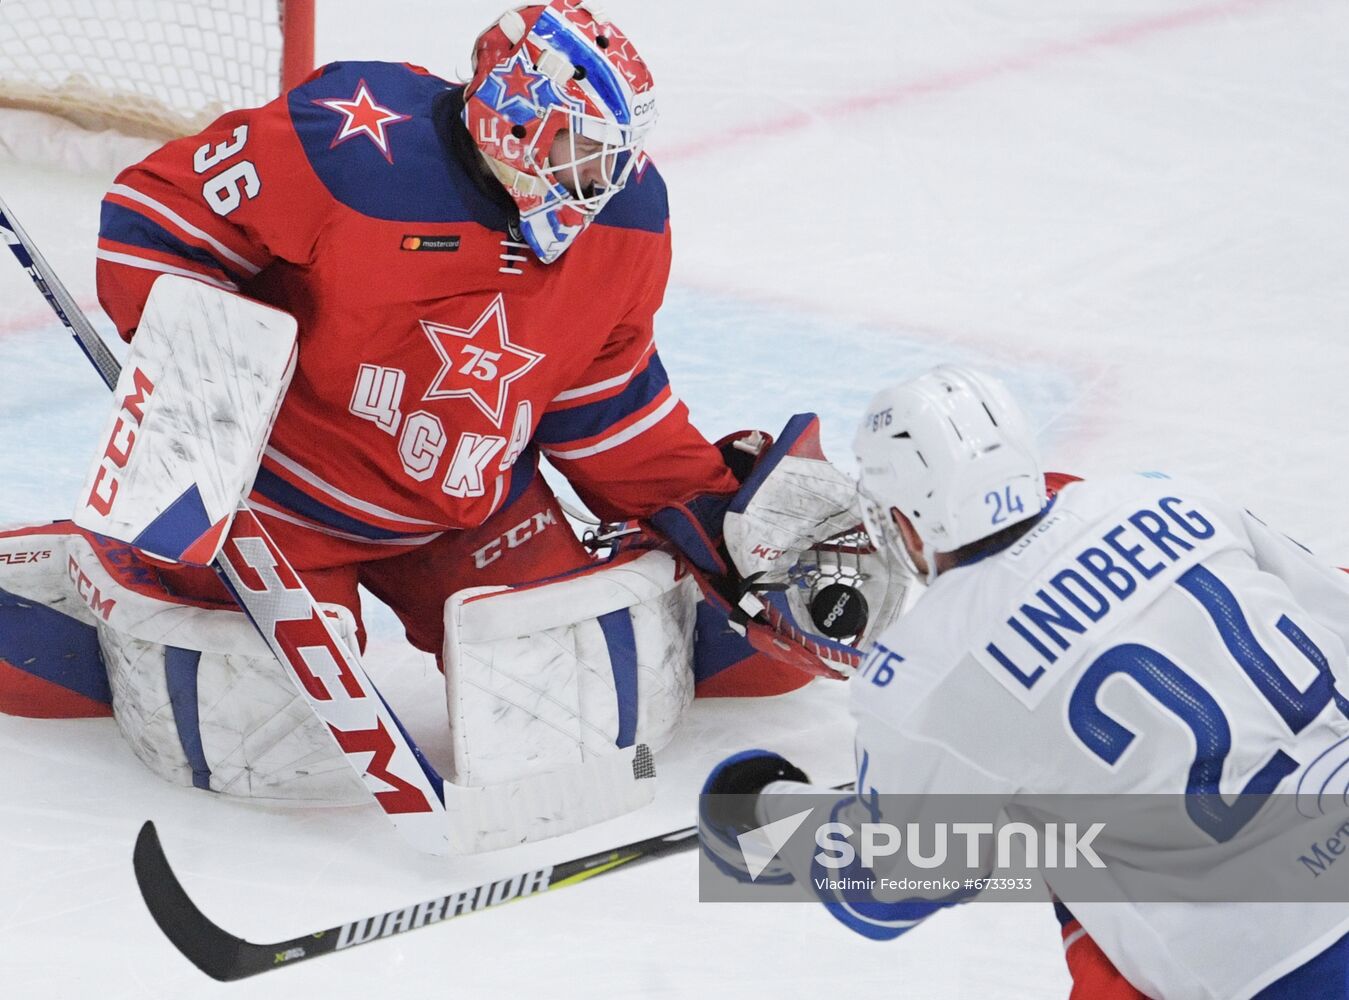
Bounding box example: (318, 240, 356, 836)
(87, 368, 156, 517)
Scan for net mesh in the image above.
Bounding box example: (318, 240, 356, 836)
(0, 0, 285, 139)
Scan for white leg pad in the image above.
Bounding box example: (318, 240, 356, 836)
(2, 526, 367, 801)
(444, 549, 697, 787)
(70, 538, 367, 800)
(101, 609, 368, 803)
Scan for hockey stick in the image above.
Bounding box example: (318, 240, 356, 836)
(136, 776, 858, 981)
(0, 192, 120, 388)
(134, 817, 699, 981)
(0, 194, 653, 855)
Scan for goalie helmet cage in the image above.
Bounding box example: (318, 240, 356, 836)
(0, 0, 316, 141)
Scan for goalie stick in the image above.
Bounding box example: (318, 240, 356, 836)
(0, 193, 120, 389)
(0, 192, 653, 855)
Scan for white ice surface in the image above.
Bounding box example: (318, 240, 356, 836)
(2, 1, 1347, 997)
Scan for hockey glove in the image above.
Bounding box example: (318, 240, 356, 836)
(649, 420, 879, 679)
(723, 413, 861, 583)
(699, 750, 810, 885)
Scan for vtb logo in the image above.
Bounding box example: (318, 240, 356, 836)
(87, 368, 155, 516)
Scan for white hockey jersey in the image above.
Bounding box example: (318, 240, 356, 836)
(768, 475, 1349, 1000)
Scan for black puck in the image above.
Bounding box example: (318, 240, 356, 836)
(809, 583, 868, 640)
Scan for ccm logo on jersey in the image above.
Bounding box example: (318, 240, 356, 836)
(472, 509, 556, 569)
(87, 367, 156, 516)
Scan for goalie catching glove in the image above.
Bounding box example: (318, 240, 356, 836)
(649, 415, 912, 679)
(723, 414, 862, 581)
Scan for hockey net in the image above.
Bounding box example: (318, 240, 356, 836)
(0, 0, 314, 168)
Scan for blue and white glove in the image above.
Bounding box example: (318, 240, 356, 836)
(699, 750, 810, 885)
(651, 414, 858, 583)
(651, 416, 873, 679)
(723, 413, 861, 583)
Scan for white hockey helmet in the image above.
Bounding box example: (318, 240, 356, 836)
(852, 366, 1045, 569)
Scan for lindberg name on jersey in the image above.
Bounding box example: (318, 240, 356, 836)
(973, 493, 1234, 705)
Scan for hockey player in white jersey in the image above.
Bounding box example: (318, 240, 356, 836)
(701, 366, 1349, 1000)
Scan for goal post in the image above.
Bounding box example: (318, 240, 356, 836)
(0, 0, 316, 142)
(280, 0, 316, 94)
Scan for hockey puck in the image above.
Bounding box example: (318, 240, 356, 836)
(809, 583, 868, 640)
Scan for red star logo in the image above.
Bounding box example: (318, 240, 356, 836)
(488, 51, 549, 115)
(420, 294, 544, 427)
(499, 61, 540, 102)
(314, 80, 411, 163)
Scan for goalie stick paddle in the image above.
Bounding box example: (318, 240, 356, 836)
(133, 818, 700, 981)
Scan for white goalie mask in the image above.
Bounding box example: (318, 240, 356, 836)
(851, 366, 1046, 577)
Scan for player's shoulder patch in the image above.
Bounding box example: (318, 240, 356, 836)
(593, 154, 668, 235)
(879, 568, 1006, 682)
(849, 633, 954, 729)
(286, 63, 503, 226)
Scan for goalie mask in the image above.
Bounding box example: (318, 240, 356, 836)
(464, 1, 658, 264)
(852, 366, 1046, 576)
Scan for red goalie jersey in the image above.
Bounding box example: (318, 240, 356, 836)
(96, 60, 737, 575)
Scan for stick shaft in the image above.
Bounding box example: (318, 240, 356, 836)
(0, 192, 121, 388)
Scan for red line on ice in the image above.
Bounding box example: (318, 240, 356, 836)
(0, 299, 102, 338)
(662, 0, 1281, 163)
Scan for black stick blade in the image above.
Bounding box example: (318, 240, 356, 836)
(133, 821, 248, 981)
(133, 821, 344, 980)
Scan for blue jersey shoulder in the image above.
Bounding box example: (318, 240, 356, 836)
(287, 62, 507, 228)
(593, 157, 669, 236)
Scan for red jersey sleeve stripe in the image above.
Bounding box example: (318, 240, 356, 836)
(541, 390, 678, 461)
(549, 338, 657, 406)
(95, 247, 239, 292)
(1062, 925, 1089, 953)
(97, 237, 237, 285)
(106, 183, 265, 276)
